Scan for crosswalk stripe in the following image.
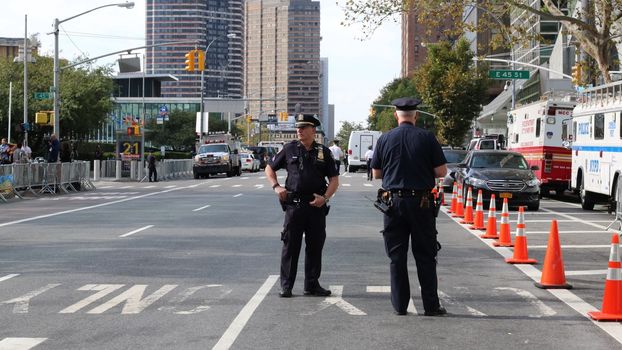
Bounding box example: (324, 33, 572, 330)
(0, 338, 47, 349)
(0, 274, 19, 283)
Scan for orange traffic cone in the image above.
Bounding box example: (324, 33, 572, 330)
(469, 190, 485, 230)
(535, 220, 571, 289)
(588, 234, 622, 321)
(493, 198, 513, 247)
(439, 184, 446, 206)
(506, 207, 537, 264)
(449, 182, 458, 213)
(460, 187, 474, 224)
(480, 194, 499, 239)
(452, 184, 464, 218)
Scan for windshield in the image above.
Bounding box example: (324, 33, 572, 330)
(443, 151, 467, 164)
(199, 144, 228, 153)
(471, 153, 528, 169)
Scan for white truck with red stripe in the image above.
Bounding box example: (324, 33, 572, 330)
(570, 81, 622, 211)
(506, 97, 575, 195)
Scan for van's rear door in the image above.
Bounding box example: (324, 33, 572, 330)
(360, 134, 373, 161)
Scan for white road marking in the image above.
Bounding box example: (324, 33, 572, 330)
(303, 285, 366, 316)
(212, 275, 278, 350)
(254, 184, 264, 189)
(540, 208, 614, 230)
(364, 184, 373, 187)
(0, 186, 189, 228)
(119, 186, 133, 189)
(59, 284, 125, 313)
(0, 338, 47, 350)
(232, 184, 241, 187)
(1, 284, 61, 314)
(165, 185, 176, 189)
(495, 287, 556, 318)
(341, 184, 351, 187)
(0, 274, 19, 283)
(143, 185, 156, 189)
(366, 286, 417, 314)
(527, 230, 608, 234)
(240, 177, 249, 180)
(565, 270, 608, 276)
(210, 185, 221, 188)
(98, 186, 112, 189)
(512, 219, 612, 223)
(159, 284, 231, 315)
(188, 184, 200, 188)
(258, 176, 266, 179)
(120, 225, 154, 238)
(438, 290, 486, 316)
(530, 244, 613, 249)
(87, 285, 178, 314)
(193, 204, 211, 212)
(233, 193, 243, 198)
(83, 192, 138, 196)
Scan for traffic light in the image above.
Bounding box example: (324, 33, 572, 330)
(184, 50, 196, 72)
(279, 111, 288, 121)
(35, 112, 49, 124)
(134, 125, 141, 136)
(246, 115, 251, 123)
(197, 49, 205, 71)
(571, 63, 582, 86)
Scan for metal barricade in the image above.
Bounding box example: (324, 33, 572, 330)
(607, 183, 622, 231)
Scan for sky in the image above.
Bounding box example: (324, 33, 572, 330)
(3, 0, 401, 130)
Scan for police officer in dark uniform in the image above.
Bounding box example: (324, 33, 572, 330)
(370, 97, 448, 316)
(265, 114, 340, 298)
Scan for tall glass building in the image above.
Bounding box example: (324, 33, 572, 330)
(146, 0, 244, 99)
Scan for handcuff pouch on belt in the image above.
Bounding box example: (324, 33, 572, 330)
(280, 191, 330, 216)
(375, 188, 441, 217)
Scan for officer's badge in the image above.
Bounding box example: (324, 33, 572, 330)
(316, 145, 324, 161)
(297, 115, 304, 122)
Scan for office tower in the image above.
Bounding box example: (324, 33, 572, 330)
(245, 0, 321, 119)
(146, 0, 243, 98)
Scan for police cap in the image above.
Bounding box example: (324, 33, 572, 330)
(295, 114, 321, 128)
(392, 97, 422, 111)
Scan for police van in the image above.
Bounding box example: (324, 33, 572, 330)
(506, 96, 575, 195)
(570, 81, 622, 210)
(347, 130, 382, 172)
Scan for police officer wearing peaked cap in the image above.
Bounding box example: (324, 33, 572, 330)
(370, 97, 448, 316)
(265, 113, 340, 298)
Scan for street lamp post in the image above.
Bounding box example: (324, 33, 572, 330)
(52, 1, 134, 139)
(199, 33, 236, 144)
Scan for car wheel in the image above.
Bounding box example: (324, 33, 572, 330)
(580, 176, 595, 210)
(193, 172, 199, 179)
(527, 201, 540, 211)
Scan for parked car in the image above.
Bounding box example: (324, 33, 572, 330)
(240, 152, 260, 172)
(441, 149, 468, 192)
(452, 150, 541, 211)
(247, 146, 269, 169)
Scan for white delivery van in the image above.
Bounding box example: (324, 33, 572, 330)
(347, 130, 382, 172)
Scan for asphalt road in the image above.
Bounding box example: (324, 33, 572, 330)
(0, 169, 621, 349)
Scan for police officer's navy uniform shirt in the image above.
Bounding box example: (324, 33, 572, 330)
(371, 123, 446, 190)
(270, 140, 338, 195)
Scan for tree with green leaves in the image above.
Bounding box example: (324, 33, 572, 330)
(342, 0, 622, 83)
(413, 39, 489, 147)
(0, 53, 114, 152)
(335, 120, 366, 151)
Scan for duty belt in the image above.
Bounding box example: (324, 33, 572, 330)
(284, 192, 316, 204)
(389, 189, 432, 198)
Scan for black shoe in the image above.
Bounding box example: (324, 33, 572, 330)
(394, 310, 407, 316)
(279, 289, 292, 298)
(424, 306, 447, 316)
(303, 286, 331, 297)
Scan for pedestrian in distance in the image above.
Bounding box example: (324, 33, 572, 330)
(329, 139, 344, 174)
(12, 142, 27, 164)
(0, 138, 10, 164)
(371, 97, 448, 316)
(21, 141, 32, 161)
(265, 114, 339, 298)
(48, 134, 60, 163)
(60, 141, 72, 163)
(147, 153, 158, 182)
(364, 145, 374, 181)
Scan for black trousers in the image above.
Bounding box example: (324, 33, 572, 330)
(280, 203, 326, 291)
(149, 167, 157, 181)
(382, 196, 440, 313)
(366, 160, 372, 180)
(334, 160, 341, 173)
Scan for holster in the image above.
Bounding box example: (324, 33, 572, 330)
(374, 188, 393, 215)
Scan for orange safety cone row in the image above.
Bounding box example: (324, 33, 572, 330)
(460, 187, 474, 224)
(493, 198, 513, 247)
(449, 182, 458, 213)
(535, 220, 572, 289)
(439, 183, 446, 206)
(588, 233, 622, 321)
(480, 194, 499, 239)
(469, 190, 485, 230)
(506, 207, 537, 264)
(452, 184, 464, 218)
